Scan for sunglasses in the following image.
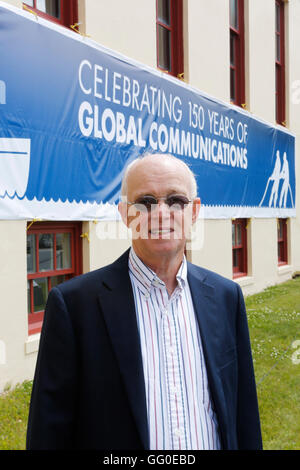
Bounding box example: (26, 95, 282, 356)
(127, 194, 193, 212)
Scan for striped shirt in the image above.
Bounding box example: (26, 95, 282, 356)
(128, 248, 221, 450)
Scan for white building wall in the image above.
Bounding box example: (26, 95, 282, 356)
(246, 0, 276, 122)
(82, 220, 131, 273)
(82, 0, 157, 69)
(2, 0, 21, 7)
(0, 221, 30, 392)
(186, 0, 230, 103)
(189, 219, 233, 280)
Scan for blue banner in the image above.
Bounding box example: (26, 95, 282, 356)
(0, 3, 296, 220)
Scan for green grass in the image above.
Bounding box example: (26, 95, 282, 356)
(0, 380, 32, 450)
(0, 277, 299, 450)
(245, 276, 300, 450)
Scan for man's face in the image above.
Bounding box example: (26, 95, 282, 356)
(119, 157, 200, 262)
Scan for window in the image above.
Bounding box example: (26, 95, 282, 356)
(27, 221, 82, 335)
(277, 218, 288, 265)
(232, 218, 247, 278)
(230, 0, 245, 106)
(156, 0, 184, 78)
(23, 0, 78, 28)
(275, 0, 285, 125)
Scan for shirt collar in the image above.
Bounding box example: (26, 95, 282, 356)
(128, 247, 187, 296)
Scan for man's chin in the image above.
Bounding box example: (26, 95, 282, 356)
(133, 237, 185, 256)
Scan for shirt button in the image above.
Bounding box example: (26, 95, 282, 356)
(174, 428, 181, 437)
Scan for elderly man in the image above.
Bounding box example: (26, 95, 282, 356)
(27, 153, 262, 450)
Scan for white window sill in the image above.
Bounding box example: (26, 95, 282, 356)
(25, 333, 40, 355)
(277, 264, 293, 276)
(234, 275, 255, 288)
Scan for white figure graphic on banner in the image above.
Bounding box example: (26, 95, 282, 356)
(279, 152, 290, 208)
(269, 150, 281, 207)
(259, 150, 294, 208)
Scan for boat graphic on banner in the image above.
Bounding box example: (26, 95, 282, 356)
(0, 138, 31, 198)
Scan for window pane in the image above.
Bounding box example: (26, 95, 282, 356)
(278, 220, 283, 239)
(232, 224, 236, 246)
(276, 35, 280, 62)
(230, 68, 236, 102)
(236, 223, 242, 245)
(276, 65, 279, 115)
(51, 275, 66, 288)
(230, 33, 235, 66)
(157, 0, 170, 25)
(233, 249, 238, 268)
(36, 0, 45, 11)
(39, 233, 54, 271)
(27, 233, 36, 274)
(33, 277, 48, 312)
(27, 280, 31, 314)
(36, 0, 60, 18)
(158, 25, 171, 71)
(230, 0, 238, 29)
(56, 233, 71, 270)
(24, 0, 34, 6)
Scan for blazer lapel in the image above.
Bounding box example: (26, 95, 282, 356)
(97, 252, 149, 449)
(187, 264, 229, 449)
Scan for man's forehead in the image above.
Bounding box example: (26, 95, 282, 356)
(128, 155, 188, 180)
(124, 154, 194, 199)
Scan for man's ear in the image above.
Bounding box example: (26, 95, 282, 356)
(192, 198, 201, 224)
(118, 201, 129, 227)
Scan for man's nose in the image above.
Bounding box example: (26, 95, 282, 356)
(152, 200, 170, 213)
(150, 200, 172, 223)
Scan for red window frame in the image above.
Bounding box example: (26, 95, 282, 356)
(275, 0, 286, 125)
(230, 0, 245, 107)
(156, 0, 184, 78)
(27, 221, 82, 335)
(23, 0, 78, 28)
(232, 218, 248, 278)
(277, 218, 288, 265)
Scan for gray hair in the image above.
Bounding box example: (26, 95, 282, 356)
(121, 153, 197, 200)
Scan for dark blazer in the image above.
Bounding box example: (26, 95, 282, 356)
(26, 249, 262, 450)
